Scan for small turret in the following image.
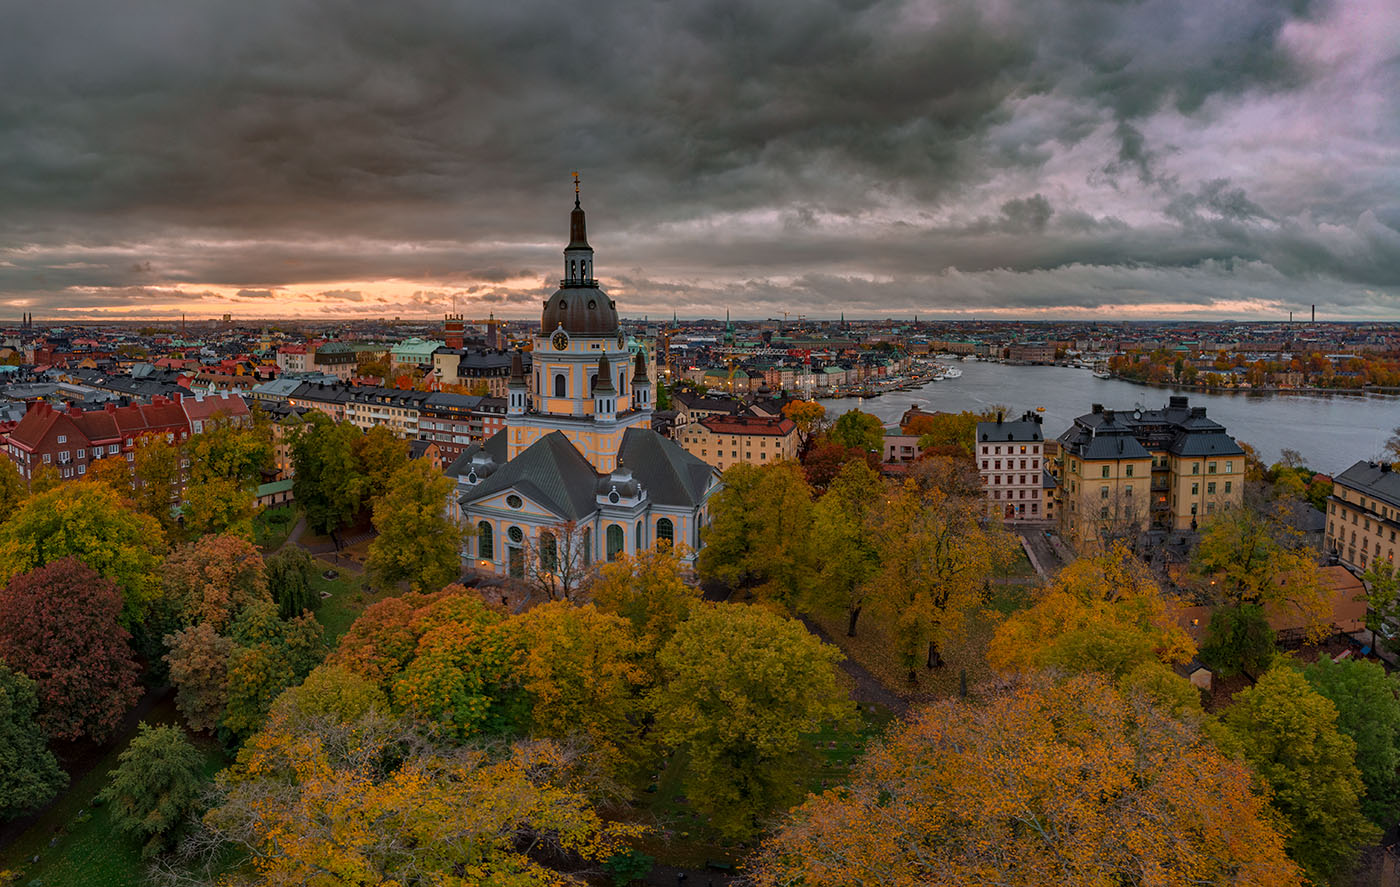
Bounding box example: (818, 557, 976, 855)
(507, 350, 527, 417)
(632, 349, 652, 412)
(594, 353, 616, 423)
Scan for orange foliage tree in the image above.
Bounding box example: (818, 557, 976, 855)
(751, 675, 1303, 887)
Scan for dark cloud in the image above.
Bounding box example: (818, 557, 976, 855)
(0, 0, 1395, 318)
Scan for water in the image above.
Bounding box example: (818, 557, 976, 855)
(818, 360, 1400, 473)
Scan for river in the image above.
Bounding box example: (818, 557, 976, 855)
(817, 359, 1400, 473)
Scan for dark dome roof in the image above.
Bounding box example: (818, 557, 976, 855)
(541, 286, 619, 335)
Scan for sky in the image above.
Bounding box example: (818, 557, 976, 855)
(1, 0, 1397, 322)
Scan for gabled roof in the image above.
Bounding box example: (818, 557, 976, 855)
(460, 431, 599, 521)
(618, 427, 718, 508)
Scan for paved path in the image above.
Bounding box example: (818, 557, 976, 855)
(799, 616, 910, 717)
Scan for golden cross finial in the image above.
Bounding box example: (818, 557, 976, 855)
(572, 171, 580, 195)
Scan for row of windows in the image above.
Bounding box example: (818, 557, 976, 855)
(982, 459, 1040, 471)
(476, 518, 677, 567)
(983, 444, 1040, 455)
(984, 474, 1037, 486)
(991, 489, 1039, 500)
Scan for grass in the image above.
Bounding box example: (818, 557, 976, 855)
(993, 545, 1039, 579)
(252, 504, 297, 550)
(0, 698, 228, 887)
(311, 558, 373, 644)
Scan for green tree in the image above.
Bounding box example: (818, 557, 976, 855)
(185, 418, 273, 488)
(265, 546, 320, 618)
(651, 604, 852, 839)
(1199, 603, 1276, 676)
(0, 460, 28, 522)
(0, 483, 164, 625)
(808, 458, 882, 636)
(221, 602, 324, 739)
(365, 458, 462, 593)
(698, 462, 814, 604)
(98, 723, 205, 857)
(590, 546, 700, 656)
(355, 425, 410, 503)
(1304, 656, 1400, 827)
(291, 415, 364, 533)
(131, 432, 181, 536)
(1221, 667, 1379, 884)
(1362, 560, 1400, 657)
(0, 662, 66, 820)
(828, 408, 884, 454)
(181, 476, 257, 539)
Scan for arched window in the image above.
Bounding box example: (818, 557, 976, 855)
(477, 522, 494, 560)
(636, 520, 643, 548)
(619, 369, 626, 395)
(570, 259, 576, 278)
(606, 525, 624, 561)
(582, 527, 592, 566)
(589, 374, 597, 397)
(656, 518, 674, 547)
(554, 373, 566, 397)
(540, 531, 558, 572)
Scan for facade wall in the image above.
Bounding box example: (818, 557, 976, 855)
(1058, 453, 1154, 549)
(1328, 482, 1400, 571)
(677, 423, 797, 471)
(979, 439, 1046, 522)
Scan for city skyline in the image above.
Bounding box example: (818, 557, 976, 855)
(1, 0, 1397, 321)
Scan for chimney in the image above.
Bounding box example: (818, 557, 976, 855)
(1103, 408, 1115, 423)
(1383, 463, 1392, 474)
(996, 411, 1004, 424)
(1091, 403, 1103, 414)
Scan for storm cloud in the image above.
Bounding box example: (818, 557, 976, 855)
(0, 0, 1396, 319)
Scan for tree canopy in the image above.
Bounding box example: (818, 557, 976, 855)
(365, 457, 462, 593)
(0, 662, 66, 821)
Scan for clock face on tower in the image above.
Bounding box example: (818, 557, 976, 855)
(616, 331, 625, 349)
(552, 330, 569, 351)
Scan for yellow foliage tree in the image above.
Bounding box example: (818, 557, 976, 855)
(589, 545, 700, 655)
(751, 675, 1303, 887)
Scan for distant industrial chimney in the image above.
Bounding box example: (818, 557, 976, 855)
(1312, 304, 1316, 323)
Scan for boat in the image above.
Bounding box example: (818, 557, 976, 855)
(942, 367, 962, 379)
(1036, 406, 1046, 412)
(1092, 370, 1112, 380)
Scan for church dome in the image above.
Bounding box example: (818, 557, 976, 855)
(541, 287, 619, 335)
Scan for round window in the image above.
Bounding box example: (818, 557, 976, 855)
(608, 490, 620, 504)
(508, 526, 524, 544)
(587, 299, 597, 310)
(506, 494, 522, 509)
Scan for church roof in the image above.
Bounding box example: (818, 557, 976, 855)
(619, 427, 717, 508)
(541, 287, 619, 336)
(460, 430, 599, 520)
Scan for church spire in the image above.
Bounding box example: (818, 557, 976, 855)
(564, 172, 593, 285)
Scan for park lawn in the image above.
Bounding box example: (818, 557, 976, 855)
(312, 559, 373, 645)
(993, 545, 1038, 579)
(252, 504, 297, 550)
(0, 698, 228, 887)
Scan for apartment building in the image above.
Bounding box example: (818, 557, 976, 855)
(976, 411, 1047, 522)
(1327, 461, 1399, 571)
(677, 413, 798, 471)
(1056, 396, 1244, 550)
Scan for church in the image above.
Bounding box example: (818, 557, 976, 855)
(451, 181, 721, 578)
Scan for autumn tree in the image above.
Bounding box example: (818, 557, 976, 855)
(165, 622, 236, 732)
(870, 479, 1017, 678)
(131, 432, 181, 535)
(0, 559, 141, 742)
(264, 546, 319, 619)
(181, 476, 258, 540)
(184, 417, 273, 489)
(98, 723, 205, 857)
(354, 424, 410, 503)
(751, 675, 1303, 887)
(221, 601, 324, 739)
(988, 544, 1198, 711)
(0, 482, 164, 625)
(0, 662, 66, 820)
(591, 545, 701, 655)
(511, 602, 648, 777)
(781, 399, 827, 459)
(1220, 667, 1378, 884)
(199, 709, 639, 887)
(0, 459, 27, 521)
(807, 458, 883, 636)
(698, 461, 815, 605)
(159, 535, 270, 632)
(365, 457, 462, 593)
(651, 604, 852, 839)
(1304, 656, 1400, 827)
(1362, 560, 1400, 656)
(828, 408, 884, 454)
(799, 436, 879, 491)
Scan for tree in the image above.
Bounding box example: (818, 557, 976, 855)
(590, 549, 694, 663)
(1191, 506, 1330, 640)
(0, 483, 164, 625)
(807, 458, 882, 636)
(1386, 424, 1400, 461)
(160, 535, 270, 632)
(1199, 603, 1276, 676)
(0, 559, 141, 742)
(1304, 656, 1400, 827)
(165, 622, 236, 732)
(184, 418, 273, 488)
(201, 712, 638, 887)
(181, 476, 257, 540)
(291, 415, 364, 533)
(828, 408, 884, 454)
(781, 399, 827, 459)
(1221, 667, 1379, 884)
(1362, 560, 1400, 657)
(988, 544, 1197, 708)
(365, 457, 462, 593)
(0, 662, 66, 820)
(511, 602, 648, 777)
(521, 520, 594, 602)
(870, 480, 1017, 678)
(799, 437, 879, 491)
(697, 462, 814, 605)
(910, 410, 981, 459)
(131, 432, 181, 535)
(751, 675, 1303, 887)
(651, 604, 852, 839)
(98, 723, 204, 857)
(28, 463, 61, 494)
(354, 424, 410, 503)
(264, 546, 319, 619)
(0, 460, 27, 521)
(85, 453, 136, 493)
(221, 602, 324, 738)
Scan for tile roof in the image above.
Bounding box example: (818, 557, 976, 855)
(619, 427, 718, 508)
(1335, 460, 1400, 509)
(460, 431, 600, 521)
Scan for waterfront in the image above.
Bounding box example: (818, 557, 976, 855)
(819, 360, 1400, 472)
